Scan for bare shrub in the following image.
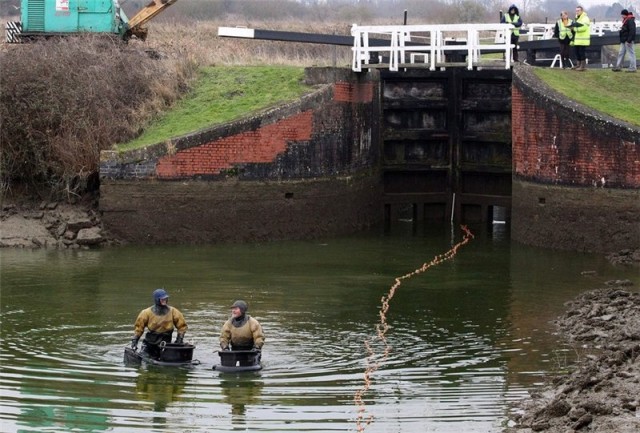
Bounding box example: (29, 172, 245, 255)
(0, 35, 197, 199)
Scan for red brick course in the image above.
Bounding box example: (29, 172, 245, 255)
(156, 111, 314, 178)
(154, 80, 374, 180)
(334, 81, 374, 103)
(512, 86, 640, 188)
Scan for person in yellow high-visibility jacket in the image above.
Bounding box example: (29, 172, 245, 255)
(501, 4, 523, 62)
(570, 5, 591, 71)
(553, 11, 574, 68)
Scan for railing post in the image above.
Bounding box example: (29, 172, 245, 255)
(351, 25, 362, 72)
(390, 30, 399, 71)
(505, 28, 512, 69)
(363, 31, 370, 65)
(467, 28, 474, 69)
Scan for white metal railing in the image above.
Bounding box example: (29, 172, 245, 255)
(522, 21, 621, 40)
(351, 23, 514, 72)
(522, 23, 554, 41)
(593, 21, 622, 35)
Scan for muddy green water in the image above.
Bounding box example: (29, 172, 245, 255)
(1, 226, 638, 433)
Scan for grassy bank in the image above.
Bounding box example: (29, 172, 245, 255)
(117, 66, 310, 151)
(122, 64, 640, 153)
(533, 68, 640, 127)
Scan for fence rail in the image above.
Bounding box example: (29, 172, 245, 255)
(521, 21, 621, 41)
(351, 23, 515, 72)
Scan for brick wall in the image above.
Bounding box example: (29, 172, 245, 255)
(511, 67, 640, 252)
(334, 82, 374, 103)
(100, 67, 383, 244)
(155, 111, 314, 178)
(512, 70, 640, 189)
(101, 75, 378, 181)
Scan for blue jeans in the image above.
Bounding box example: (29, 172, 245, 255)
(616, 42, 637, 71)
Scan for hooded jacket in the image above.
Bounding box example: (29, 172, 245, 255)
(501, 5, 523, 37)
(620, 12, 636, 43)
(134, 306, 188, 338)
(220, 314, 265, 350)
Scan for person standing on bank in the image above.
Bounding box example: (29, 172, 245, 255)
(220, 300, 265, 352)
(131, 288, 188, 359)
(570, 5, 591, 71)
(612, 9, 636, 73)
(501, 4, 523, 62)
(553, 11, 574, 68)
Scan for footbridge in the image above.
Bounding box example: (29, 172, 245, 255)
(349, 21, 630, 69)
(219, 21, 628, 72)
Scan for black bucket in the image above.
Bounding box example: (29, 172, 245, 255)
(123, 346, 142, 365)
(218, 350, 260, 367)
(159, 343, 195, 363)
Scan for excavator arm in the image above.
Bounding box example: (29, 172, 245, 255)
(122, 0, 178, 40)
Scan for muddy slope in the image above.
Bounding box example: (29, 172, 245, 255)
(507, 284, 640, 433)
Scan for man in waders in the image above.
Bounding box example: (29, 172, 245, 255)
(220, 300, 265, 353)
(131, 288, 188, 359)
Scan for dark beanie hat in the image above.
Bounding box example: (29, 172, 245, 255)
(621, 9, 629, 16)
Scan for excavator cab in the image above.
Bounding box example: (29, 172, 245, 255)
(6, 0, 178, 43)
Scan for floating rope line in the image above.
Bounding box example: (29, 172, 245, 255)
(354, 225, 475, 432)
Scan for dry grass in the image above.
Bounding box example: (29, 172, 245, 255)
(143, 19, 355, 67)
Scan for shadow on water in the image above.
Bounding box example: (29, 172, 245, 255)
(1, 224, 638, 432)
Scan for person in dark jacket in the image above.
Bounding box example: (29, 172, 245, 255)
(501, 4, 523, 62)
(553, 11, 574, 68)
(612, 9, 637, 72)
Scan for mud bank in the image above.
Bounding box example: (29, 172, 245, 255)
(507, 285, 640, 433)
(0, 194, 118, 249)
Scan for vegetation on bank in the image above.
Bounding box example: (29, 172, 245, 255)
(0, 36, 197, 198)
(119, 66, 309, 151)
(533, 68, 640, 127)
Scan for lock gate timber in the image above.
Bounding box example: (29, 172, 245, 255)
(380, 68, 512, 228)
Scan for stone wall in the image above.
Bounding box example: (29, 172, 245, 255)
(100, 177, 380, 244)
(99, 67, 383, 244)
(511, 66, 640, 252)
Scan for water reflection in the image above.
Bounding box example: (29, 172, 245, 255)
(1, 229, 638, 432)
(15, 381, 110, 433)
(219, 374, 264, 425)
(134, 366, 189, 414)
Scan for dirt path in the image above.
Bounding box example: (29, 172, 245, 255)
(506, 283, 640, 433)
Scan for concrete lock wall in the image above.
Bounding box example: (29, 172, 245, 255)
(99, 67, 383, 244)
(511, 67, 640, 252)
